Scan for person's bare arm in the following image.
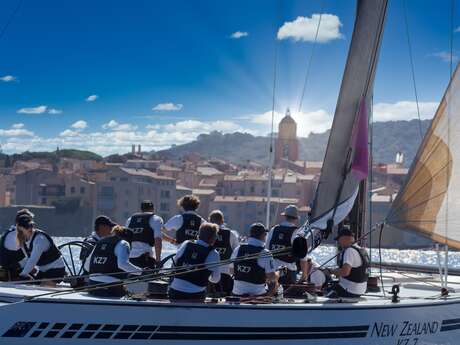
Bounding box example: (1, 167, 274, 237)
(299, 259, 312, 282)
(266, 271, 279, 296)
(161, 227, 176, 244)
(332, 264, 352, 278)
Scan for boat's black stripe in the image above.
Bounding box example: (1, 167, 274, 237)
(2, 321, 369, 339)
(157, 325, 369, 333)
(441, 324, 460, 332)
(442, 318, 460, 325)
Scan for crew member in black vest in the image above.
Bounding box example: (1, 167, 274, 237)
(16, 215, 66, 287)
(208, 210, 240, 296)
(86, 225, 142, 297)
(164, 195, 204, 245)
(79, 215, 115, 264)
(266, 205, 310, 289)
(327, 226, 369, 298)
(126, 200, 163, 269)
(169, 222, 221, 302)
(0, 209, 33, 280)
(231, 223, 278, 297)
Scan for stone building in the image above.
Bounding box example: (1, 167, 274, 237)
(275, 109, 299, 166)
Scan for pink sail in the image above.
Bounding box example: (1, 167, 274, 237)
(351, 99, 369, 180)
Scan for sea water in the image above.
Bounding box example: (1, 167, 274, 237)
(54, 237, 460, 272)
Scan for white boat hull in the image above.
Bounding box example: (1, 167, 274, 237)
(0, 294, 459, 345)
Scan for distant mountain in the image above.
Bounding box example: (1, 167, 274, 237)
(2, 149, 103, 166)
(158, 119, 431, 167)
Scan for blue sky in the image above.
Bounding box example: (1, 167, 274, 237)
(0, 0, 457, 155)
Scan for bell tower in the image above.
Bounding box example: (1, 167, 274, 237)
(275, 108, 299, 166)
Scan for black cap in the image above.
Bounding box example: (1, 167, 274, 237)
(94, 215, 117, 229)
(249, 222, 268, 237)
(141, 200, 154, 211)
(334, 226, 354, 240)
(17, 215, 34, 229)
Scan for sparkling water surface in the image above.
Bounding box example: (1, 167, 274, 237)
(54, 237, 460, 270)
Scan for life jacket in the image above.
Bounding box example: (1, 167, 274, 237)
(338, 245, 370, 283)
(89, 235, 127, 280)
(23, 230, 61, 266)
(0, 227, 25, 269)
(213, 227, 233, 261)
(174, 241, 213, 287)
(128, 212, 155, 246)
(234, 244, 266, 285)
(268, 225, 297, 263)
(176, 213, 202, 244)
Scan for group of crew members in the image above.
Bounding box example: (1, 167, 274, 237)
(0, 194, 369, 301)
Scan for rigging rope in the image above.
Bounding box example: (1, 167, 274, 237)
(402, 0, 424, 141)
(297, 8, 324, 113)
(0, 0, 24, 42)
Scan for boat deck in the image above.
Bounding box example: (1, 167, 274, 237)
(0, 272, 460, 308)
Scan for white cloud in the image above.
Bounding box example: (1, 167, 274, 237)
(455, 26, 460, 33)
(86, 94, 98, 102)
(431, 51, 459, 63)
(0, 124, 34, 137)
(0, 75, 17, 82)
(230, 31, 248, 39)
(373, 101, 439, 121)
(48, 108, 63, 115)
(71, 120, 88, 130)
(60, 129, 80, 137)
(17, 105, 48, 114)
(152, 102, 183, 111)
(102, 120, 138, 131)
(277, 14, 343, 43)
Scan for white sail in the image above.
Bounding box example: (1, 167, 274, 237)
(387, 64, 460, 249)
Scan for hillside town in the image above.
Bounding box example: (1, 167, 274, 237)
(0, 113, 425, 248)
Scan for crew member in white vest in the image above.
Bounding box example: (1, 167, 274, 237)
(230, 223, 278, 297)
(327, 226, 369, 298)
(163, 195, 204, 245)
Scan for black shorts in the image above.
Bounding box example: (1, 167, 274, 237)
(209, 273, 234, 297)
(36, 267, 67, 284)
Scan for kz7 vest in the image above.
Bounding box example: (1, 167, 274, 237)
(128, 212, 155, 246)
(268, 225, 297, 263)
(89, 235, 127, 280)
(213, 227, 233, 261)
(24, 230, 61, 266)
(0, 228, 25, 269)
(176, 213, 202, 244)
(174, 241, 213, 287)
(234, 244, 266, 285)
(339, 245, 370, 283)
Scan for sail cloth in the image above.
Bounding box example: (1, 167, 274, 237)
(386, 64, 460, 249)
(310, 0, 388, 230)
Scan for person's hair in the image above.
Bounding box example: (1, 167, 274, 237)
(198, 222, 219, 243)
(111, 225, 125, 236)
(208, 210, 224, 225)
(250, 223, 267, 240)
(15, 209, 33, 223)
(16, 227, 29, 248)
(178, 194, 200, 211)
(141, 200, 154, 212)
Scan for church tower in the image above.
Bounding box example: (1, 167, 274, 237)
(275, 108, 299, 166)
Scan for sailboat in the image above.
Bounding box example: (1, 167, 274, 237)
(1, 1, 460, 344)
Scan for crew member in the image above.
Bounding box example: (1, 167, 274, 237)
(208, 210, 239, 296)
(0, 209, 33, 280)
(266, 205, 309, 289)
(79, 215, 116, 264)
(126, 200, 163, 268)
(86, 225, 142, 297)
(327, 226, 369, 298)
(164, 195, 204, 244)
(16, 215, 66, 287)
(231, 223, 278, 297)
(169, 222, 221, 302)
